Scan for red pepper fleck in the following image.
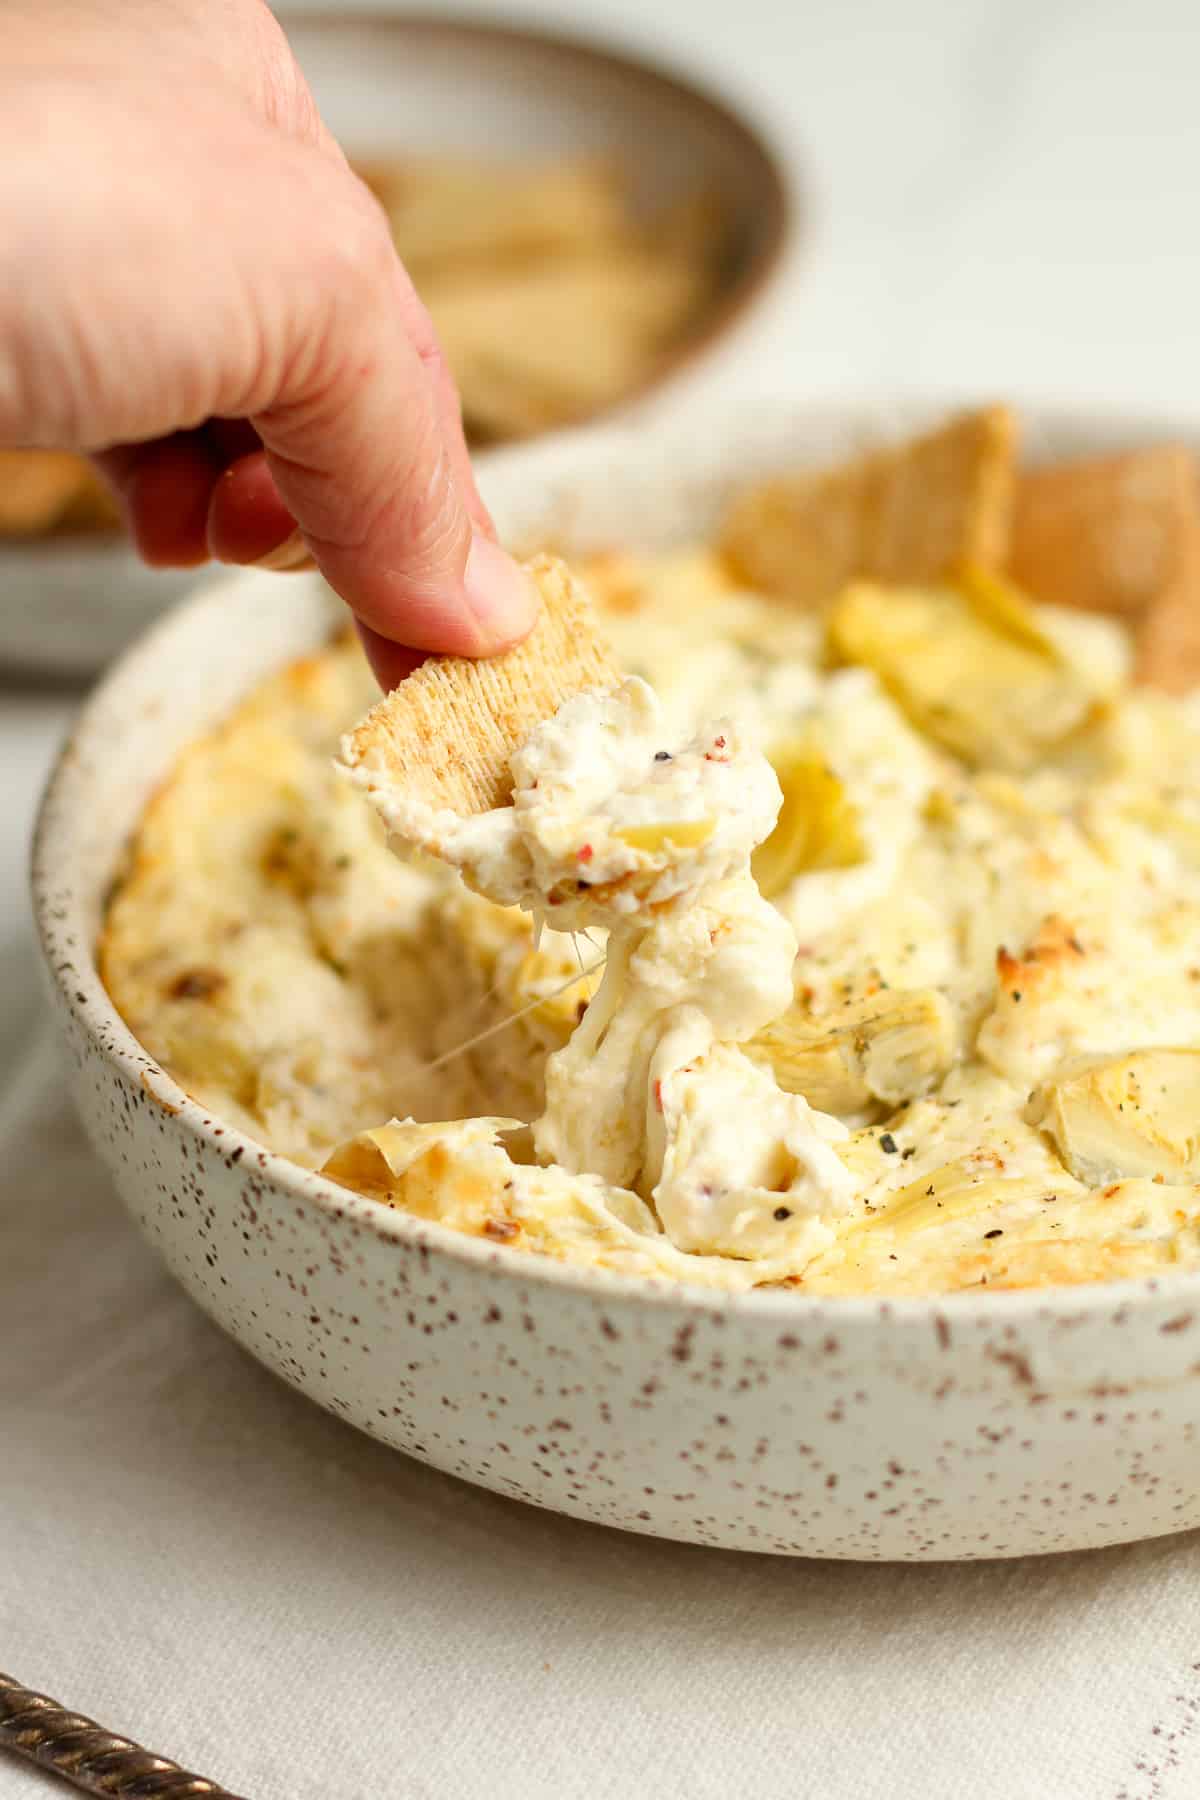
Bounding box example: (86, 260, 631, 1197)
(714, 735, 726, 749)
(577, 843, 594, 863)
(653, 1079, 664, 1113)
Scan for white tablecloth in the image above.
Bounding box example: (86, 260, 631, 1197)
(6, 0, 1200, 1793)
(4, 1013, 1200, 1800)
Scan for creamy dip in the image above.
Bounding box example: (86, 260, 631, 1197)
(343, 676, 855, 1263)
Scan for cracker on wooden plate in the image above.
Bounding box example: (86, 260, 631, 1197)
(340, 553, 620, 815)
(720, 405, 1017, 606)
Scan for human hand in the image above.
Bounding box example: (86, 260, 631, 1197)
(0, 0, 536, 686)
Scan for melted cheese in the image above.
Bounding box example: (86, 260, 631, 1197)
(347, 676, 856, 1259)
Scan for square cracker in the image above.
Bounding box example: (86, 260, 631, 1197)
(357, 156, 627, 275)
(1010, 445, 1200, 617)
(0, 449, 93, 534)
(719, 405, 1017, 605)
(1132, 525, 1200, 694)
(340, 553, 619, 815)
(1010, 444, 1200, 694)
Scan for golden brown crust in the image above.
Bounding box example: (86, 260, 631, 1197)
(339, 553, 620, 815)
(994, 913, 1088, 998)
(719, 405, 1017, 604)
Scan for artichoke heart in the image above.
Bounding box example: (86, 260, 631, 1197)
(512, 943, 602, 1036)
(615, 818, 715, 851)
(853, 1158, 1047, 1239)
(751, 987, 956, 1115)
(826, 572, 1099, 769)
(752, 730, 865, 899)
(1032, 1049, 1200, 1185)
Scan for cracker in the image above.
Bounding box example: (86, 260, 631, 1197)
(340, 553, 620, 815)
(1133, 527, 1200, 693)
(1009, 444, 1200, 694)
(720, 405, 1017, 605)
(359, 156, 628, 275)
(425, 251, 705, 437)
(59, 469, 122, 532)
(0, 450, 121, 536)
(353, 153, 723, 444)
(1010, 445, 1198, 616)
(0, 450, 91, 534)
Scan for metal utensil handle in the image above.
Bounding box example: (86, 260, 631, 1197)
(0, 1671, 250, 1799)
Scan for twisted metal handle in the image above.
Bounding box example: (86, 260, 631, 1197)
(0, 1671, 249, 1799)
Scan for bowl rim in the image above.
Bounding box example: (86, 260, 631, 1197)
(278, 7, 796, 430)
(32, 388, 1200, 1328)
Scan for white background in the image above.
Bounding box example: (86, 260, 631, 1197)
(4, 2, 1200, 1795)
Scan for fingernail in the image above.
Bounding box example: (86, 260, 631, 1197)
(252, 527, 316, 573)
(462, 534, 537, 649)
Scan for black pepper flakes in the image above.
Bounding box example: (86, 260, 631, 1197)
(654, 750, 672, 762)
(773, 1207, 792, 1221)
(984, 1228, 1004, 1240)
(880, 1133, 898, 1154)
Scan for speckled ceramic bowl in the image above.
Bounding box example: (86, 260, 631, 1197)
(32, 396, 1200, 1560)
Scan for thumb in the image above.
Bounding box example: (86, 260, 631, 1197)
(248, 217, 535, 663)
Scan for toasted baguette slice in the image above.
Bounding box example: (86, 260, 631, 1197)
(720, 405, 1017, 605)
(340, 553, 619, 814)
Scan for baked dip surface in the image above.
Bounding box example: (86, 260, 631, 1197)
(102, 411, 1200, 1297)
